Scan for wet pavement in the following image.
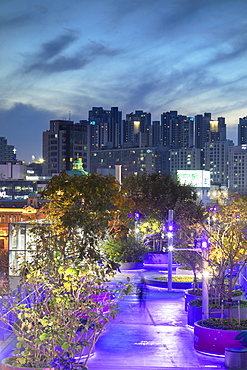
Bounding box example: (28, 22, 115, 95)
(87, 269, 226, 370)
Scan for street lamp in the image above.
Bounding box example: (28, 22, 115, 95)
(201, 206, 217, 319)
(134, 212, 140, 241)
(201, 237, 209, 319)
(167, 210, 174, 292)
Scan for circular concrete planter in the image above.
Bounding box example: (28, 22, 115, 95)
(1, 357, 54, 370)
(194, 322, 244, 355)
(145, 277, 193, 289)
(184, 290, 201, 311)
(176, 268, 194, 275)
(188, 300, 247, 326)
(119, 262, 143, 270)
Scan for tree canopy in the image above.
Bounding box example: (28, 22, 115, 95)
(38, 172, 124, 261)
(120, 172, 197, 239)
(121, 173, 196, 219)
(207, 198, 247, 302)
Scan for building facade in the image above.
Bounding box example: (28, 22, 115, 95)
(160, 111, 194, 149)
(204, 140, 233, 187)
(123, 110, 152, 148)
(0, 179, 49, 201)
(0, 194, 44, 253)
(88, 107, 122, 149)
(43, 120, 88, 176)
(228, 145, 247, 195)
(0, 137, 16, 163)
(170, 147, 201, 174)
(238, 117, 247, 145)
(91, 147, 156, 177)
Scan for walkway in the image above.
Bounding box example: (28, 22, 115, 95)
(87, 269, 226, 370)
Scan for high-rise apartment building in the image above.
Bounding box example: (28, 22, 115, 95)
(152, 121, 161, 147)
(170, 147, 201, 174)
(42, 120, 88, 176)
(88, 107, 122, 149)
(209, 117, 226, 142)
(195, 114, 227, 169)
(238, 117, 247, 145)
(91, 147, 156, 176)
(205, 140, 233, 187)
(195, 113, 211, 149)
(228, 145, 247, 195)
(160, 111, 193, 149)
(0, 137, 16, 163)
(123, 110, 151, 148)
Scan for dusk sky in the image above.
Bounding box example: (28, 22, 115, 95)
(1, 0, 247, 161)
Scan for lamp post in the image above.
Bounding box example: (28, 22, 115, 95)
(134, 212, 140, 242)
(201, 237, 209, 319)
(167, 209, 174, 293)
(201, 206, 216, 319)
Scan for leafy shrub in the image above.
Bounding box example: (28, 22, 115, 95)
(187, 288, 244, 297)
(103, 236, 149, 263)
(189, 298, 247, 309)
(197, 317, 247, 330)
(152, 275, 197, 282)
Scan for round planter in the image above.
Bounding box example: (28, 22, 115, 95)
(185, 292, 244, 313)
(145, 278, 193, 289)
(194, 321, 244, 355)
(1, 357, 54, 370)
(184, 290, 201, 311)
(176, 268, 194, 275)
(188, 301, 247, 326)
(119, 262, 143, 270)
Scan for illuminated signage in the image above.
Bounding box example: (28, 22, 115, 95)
(0, 191, 7, 198)
(177, 170, 210, 188)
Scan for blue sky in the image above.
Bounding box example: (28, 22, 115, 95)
(1, 0, 247, 161)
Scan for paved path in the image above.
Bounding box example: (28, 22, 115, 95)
(87, 269, 226, 370)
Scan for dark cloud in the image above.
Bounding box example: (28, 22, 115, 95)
(212, 32, 247, 64)
(24, 37, 122, 74)
(0, 103, 53, 161)
(35, 33, 79, 60)
(0, 13, 33, 30)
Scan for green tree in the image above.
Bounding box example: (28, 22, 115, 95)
(121, 173, 196, 239)
(0, 171, 133, 369)
(102, 235, 149, 263)
(173, 199, 206, 289)
(175, 196, 247, 325)
(1, 251, 131, 369)
(206, 197, 247, 324)
(40, 172, 125, 260)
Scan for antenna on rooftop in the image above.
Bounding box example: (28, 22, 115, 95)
(69, 111, 71, 120)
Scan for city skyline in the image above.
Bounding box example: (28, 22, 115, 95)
(1, 0, 247, 161)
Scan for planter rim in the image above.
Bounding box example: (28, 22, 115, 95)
(189, 299, 247, 308)
(194, 320, 247, 331)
